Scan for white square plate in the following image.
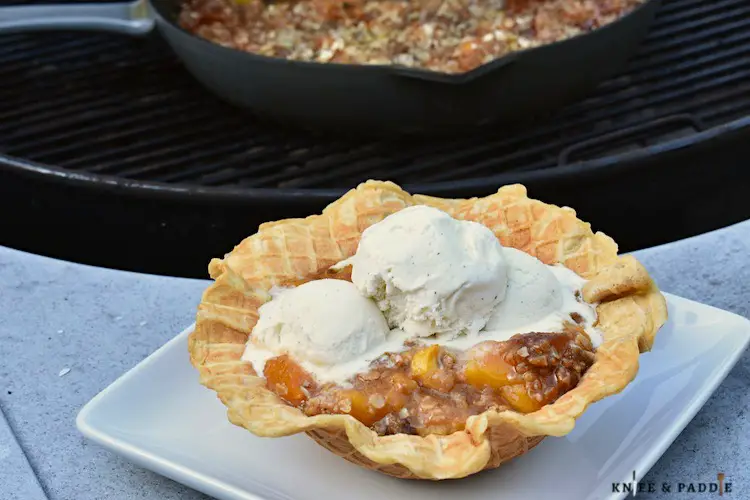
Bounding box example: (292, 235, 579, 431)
(77, 293, 750, 500)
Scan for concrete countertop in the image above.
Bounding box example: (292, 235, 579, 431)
(0, 220, 748, 500)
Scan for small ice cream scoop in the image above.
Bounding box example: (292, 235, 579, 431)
(249, 279, 390, 366)
(484, 248, 564, 332)
(337, 205, 508, 338)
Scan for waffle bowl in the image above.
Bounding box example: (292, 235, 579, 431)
(188, 180, 668, 480)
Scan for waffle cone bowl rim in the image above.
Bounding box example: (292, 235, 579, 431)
(188, 180, 668, 480)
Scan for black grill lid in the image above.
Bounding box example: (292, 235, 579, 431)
(1, 0, 750, 195)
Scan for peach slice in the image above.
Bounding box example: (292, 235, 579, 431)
(264, 355, 316, 406)
(411, 345, 440, 378)
(463, 351, 515, 390)
(337, 390, 392, 427)
(411, 345, 456, 392)
(339, 372, 417, 426)
(500, 384, 543, 413)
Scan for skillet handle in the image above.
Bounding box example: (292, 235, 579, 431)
(0, 0, 153, 36)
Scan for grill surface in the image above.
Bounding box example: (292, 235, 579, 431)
(1, 0, 750, 278)
(1, 0, 750, 192)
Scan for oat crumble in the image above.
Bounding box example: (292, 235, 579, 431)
(179, 0, 645, 73)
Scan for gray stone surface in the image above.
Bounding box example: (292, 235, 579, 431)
(633, 221, 749, 500)
(0, 254, 210, 500)
(0, 219, 747, 500)
(0, 408, 47, 500)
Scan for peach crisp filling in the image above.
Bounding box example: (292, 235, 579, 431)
(262, 324, 595, 436)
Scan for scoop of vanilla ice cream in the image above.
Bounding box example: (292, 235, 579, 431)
(477, 247, 602, 347)
(249, 279, 390, 366)
(484, 248, 564, 331)
(339, 205, 508, 338)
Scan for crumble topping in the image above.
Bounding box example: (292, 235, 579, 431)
(179, 0, 645, 73)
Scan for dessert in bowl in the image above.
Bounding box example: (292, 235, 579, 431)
(188, 180, 667, 480)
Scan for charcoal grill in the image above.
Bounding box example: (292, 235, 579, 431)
(2, 0, 750, 277)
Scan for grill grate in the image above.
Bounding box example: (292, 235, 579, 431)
(1, 0, 750, 190)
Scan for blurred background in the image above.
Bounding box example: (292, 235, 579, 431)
(1, 0, 749, 278)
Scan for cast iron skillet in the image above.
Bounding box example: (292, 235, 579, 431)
(0, 0, 661, 134)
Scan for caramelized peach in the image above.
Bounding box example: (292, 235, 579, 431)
(410, 345, 455, 391)
(464, 356, 515, 390)
(388, 372, 420, 393)
(264, 355, 316, 406)
(411, 345, 440, 378)
(338, 389, 393, 427)
(501, 385, 543, 413)
(337, 371, 419, 426)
